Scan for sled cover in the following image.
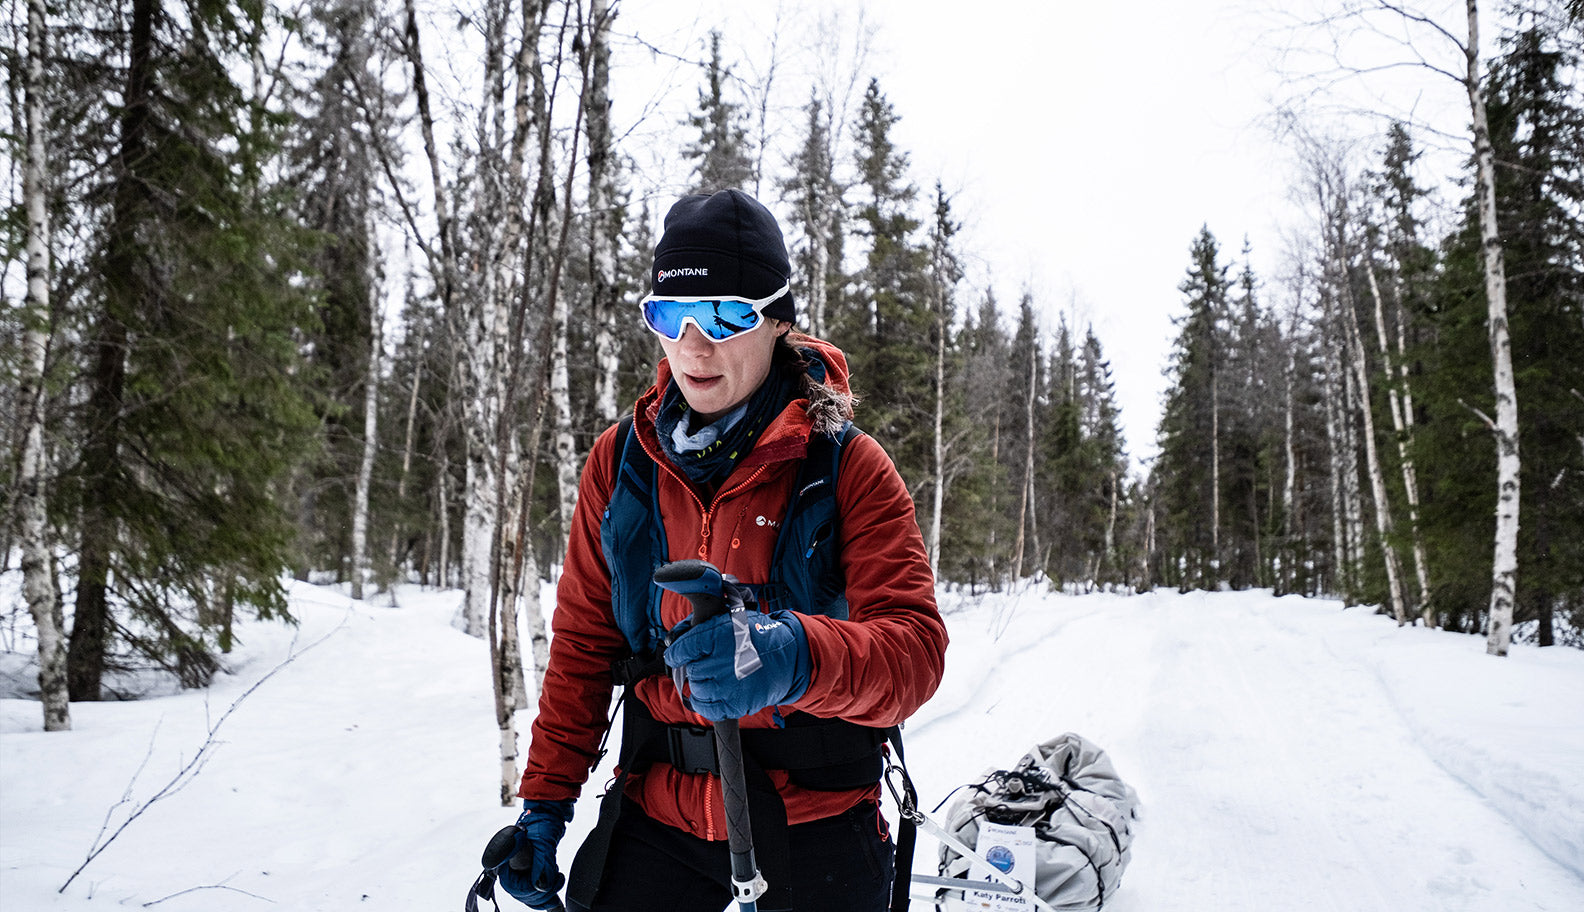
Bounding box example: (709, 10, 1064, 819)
(937, 733, 1140, 910)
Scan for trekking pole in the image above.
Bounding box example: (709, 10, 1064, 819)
(654, 559, 769, 912)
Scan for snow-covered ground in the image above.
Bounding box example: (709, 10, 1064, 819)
(2, 580, 1581, 911)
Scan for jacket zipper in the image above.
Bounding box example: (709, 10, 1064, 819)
(700, 465, 765, 558)
(636, 425, 765, 842)
(636, 426, 768, 561)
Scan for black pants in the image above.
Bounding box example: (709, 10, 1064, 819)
(568, 801, 895, 912)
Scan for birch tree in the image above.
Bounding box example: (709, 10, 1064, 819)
(350, 223, 383, 602)
(1462, 0, 1522, 655)
(1299, 0, 1525, 650)
(1338, 214, 1409, 624)
(584, 0, 622, 423)
(1302, 136, 1410, 621)
(924, 184, 962, 576)
(1011, 296, 1040, 581)
(18, 0, 70, 731)
(1370, 123, 1434, 623)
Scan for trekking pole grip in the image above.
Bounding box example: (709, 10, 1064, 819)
(653, 559, 768, 910)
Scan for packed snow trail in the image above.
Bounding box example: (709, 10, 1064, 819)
(2, 581, 1581, 911)
(907, 587, 1584, 912)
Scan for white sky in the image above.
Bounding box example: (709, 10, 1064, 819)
(602, 0, 1482, 470)
(602, 0, 1301, 469)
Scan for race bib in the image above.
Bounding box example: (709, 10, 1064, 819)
(967, 821, 1038, 910)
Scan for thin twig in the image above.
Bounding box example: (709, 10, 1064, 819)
(143, 880, 275, 907)
(59, 613, 350, 894)
(1457, 397, 1498, 433)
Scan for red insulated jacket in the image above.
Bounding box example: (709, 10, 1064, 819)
(517, 334, 948, 840)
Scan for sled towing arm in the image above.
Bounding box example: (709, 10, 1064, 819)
(654, 559, 770, 912)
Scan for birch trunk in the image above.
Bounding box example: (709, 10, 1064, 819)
(586, 0, 620, 422)
(809, 221, 831, 339)
(401, 0, 483, 630)
(437, 445, 453, 588)
(20, 0, 69, 731)
(521, 544, 551, 693)
(550, 281, 579, 534)
(1365, 257, 1432, 621)
(1321, 290, 1353, 600)
(1012, 351, 1037, 580)
(928, 293, 946, 577)
(462, 452, 499, 636)
(1142, 492, 1156, 590)
(1342, 257, 1407, 624)
(1341, 365, 1366, 586)
(350, 218, 383, 602)
(1210, 367, 1221, 585)
(496, 0, 554, 720)
(1282, 336, 1298, 593)
(1464, 0, 1520, 657)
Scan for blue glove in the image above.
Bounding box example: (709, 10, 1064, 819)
(664, 585, 812, 722)
(495, 799, 573, 909)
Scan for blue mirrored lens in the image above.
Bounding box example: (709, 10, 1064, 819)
(643, 298, 762, 341)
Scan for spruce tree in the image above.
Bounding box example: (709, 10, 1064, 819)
(64, 0, 320, 696)
(683, 30, 754, 193)
(941, 292, 1015, 588)
(1483, 15, 1583, 642)
(1156, 226, 1232, 590)
(835, 78, 935, 501)
(1413, 11, 1583, 639)
(1075, 327, 1131, 586)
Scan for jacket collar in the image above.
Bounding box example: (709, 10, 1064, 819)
(636, 333, 855, 472)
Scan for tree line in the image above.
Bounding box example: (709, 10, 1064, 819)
(4, 1, 1579, 742)
(1153, 2, 1582, 650)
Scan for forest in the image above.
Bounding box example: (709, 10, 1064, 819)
(4, 0, 1581, 738)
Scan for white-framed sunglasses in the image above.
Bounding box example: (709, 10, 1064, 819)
(639, 283, 790, 342)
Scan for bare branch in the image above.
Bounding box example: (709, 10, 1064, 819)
(143, 879, 275, 907)
(59, 613, 350, 895)
(1373, 0, 1469, 53)
(1457, 397, 1499, 433)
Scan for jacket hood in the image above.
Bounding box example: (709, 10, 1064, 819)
(786, 332, 856, 437)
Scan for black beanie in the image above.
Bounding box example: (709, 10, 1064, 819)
(651, 189, 795, 323)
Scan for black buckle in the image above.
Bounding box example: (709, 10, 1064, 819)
(666, 724, 718, 775)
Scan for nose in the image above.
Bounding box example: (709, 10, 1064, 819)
(677, 323, 713, 354)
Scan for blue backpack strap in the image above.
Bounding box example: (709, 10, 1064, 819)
(600, 413, 669, 659)
(757, 420, 859, 617)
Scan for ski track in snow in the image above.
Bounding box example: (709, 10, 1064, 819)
(909, 589, 1584, 912)
(2, 580, 1581, 911)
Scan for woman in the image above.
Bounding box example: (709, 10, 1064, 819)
(488, 189, 947, 912)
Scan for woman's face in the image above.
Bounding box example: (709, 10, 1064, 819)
(658, 319, 789, 422)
